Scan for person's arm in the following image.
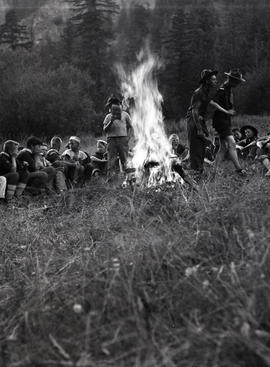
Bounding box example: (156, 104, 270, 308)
(103, 114, 114, 133)
(209, 100, 235, 116)
(90, 156, 107, 163)
(10, 155, 17, 172)
(191, 98, 205, 137)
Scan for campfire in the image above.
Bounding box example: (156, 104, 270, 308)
(117, 49, 183, 188)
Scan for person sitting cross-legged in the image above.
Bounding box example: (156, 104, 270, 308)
(169, 134, 198, 190)
(0, 140, 29, 201)
(238, 125, 258, 161)
(61, 136, 92, 186)
(46, 136, 68, 193)
(90, 140, 108, 177)
(255, 135, 270, 176)
(17, 136, 56, 194)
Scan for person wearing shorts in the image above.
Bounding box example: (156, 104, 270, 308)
(212, 69, 246, 175)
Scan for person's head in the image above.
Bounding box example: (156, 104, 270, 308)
(169, 133, 180, 150)
(225, 69, 246, 88)
(40, 143, 48, 156)
(200, 69, 218, 88)
(68, 136, 80, 152)
(232, 128, 242, 140)
(105, 94, 122, 111)
(26, 136, 43, 154)
(3, 140, 19, 156)
(96, 140, 107, 154)
(50, 136, 62, 151)
(240, 125, 258, 139)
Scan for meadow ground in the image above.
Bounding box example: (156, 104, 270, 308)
(1, 116, 270, 367)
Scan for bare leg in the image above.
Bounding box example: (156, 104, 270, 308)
(226, 135, 242, 170)
(262, 158, 270, 176)
(214, 138, 226, 172)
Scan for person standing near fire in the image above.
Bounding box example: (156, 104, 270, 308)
(186, 69, 235, 176)
(103, 95, 133, 180)
(212, 69, 247, 175)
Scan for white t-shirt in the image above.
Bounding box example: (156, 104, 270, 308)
(61, 149, 88, 162)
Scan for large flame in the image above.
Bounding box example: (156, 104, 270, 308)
(117, 49, 182, 187)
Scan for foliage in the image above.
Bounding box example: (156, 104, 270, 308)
(0, 9, 33, 50)
(0, 50, 103, 138)
(67, 0, 119, 110)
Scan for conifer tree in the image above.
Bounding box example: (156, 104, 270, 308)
(0, 9, 33, 50)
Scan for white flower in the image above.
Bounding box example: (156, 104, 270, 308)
(73, 303, 83, 314)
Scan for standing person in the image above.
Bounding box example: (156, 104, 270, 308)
(103, 95, 133, 179)
(186, 69, 235, 175)
(212, 69, 246, 175)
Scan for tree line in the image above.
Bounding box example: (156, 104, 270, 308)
(0, 0, 269, 138)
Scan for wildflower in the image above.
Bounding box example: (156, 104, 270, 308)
(202, 279, 210, 289)
(112, 258, 120, 271)
(185, 265, 199, 278)
(73, 303, 83, 314)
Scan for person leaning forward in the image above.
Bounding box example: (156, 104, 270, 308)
(103, 95, 133, 178)
(212, 69, 246, 175)
(186, 69, 236, 175)
(17, 136, 56, 194)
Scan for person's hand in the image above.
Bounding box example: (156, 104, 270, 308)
(75, 161, 80, 168)
(197, 127, 205, 138)
(227, 109, 236, 116)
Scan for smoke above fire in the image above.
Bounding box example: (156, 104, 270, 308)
(116, 48, 182, 187)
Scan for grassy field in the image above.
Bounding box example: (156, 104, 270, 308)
(1, 116, 270, 367)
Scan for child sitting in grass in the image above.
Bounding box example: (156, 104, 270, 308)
(255, 135, 270, 176)
(169, 134, 198, 190)
(90, 140, 108, 177)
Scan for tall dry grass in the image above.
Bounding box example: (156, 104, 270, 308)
(1, 116, 270, 366)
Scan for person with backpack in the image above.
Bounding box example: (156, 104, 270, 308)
(103, 95, 133, 179)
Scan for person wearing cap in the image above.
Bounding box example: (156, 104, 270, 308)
(186, 69, 235, 175)
(90, 140, 108, 177)
(61, 136, 92, 186)
(17, 136, 56, 194)
(0, 140, 29, 201)
(212, 69, 247, 175)
(103, 94, 133, 178)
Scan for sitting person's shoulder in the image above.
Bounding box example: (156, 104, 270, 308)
(17, 148, 32, 159)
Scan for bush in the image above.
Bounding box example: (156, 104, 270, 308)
(237, 65, 270, 115)
(0, 49, 104, 138)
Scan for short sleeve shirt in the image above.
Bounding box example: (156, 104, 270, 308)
(103, 111, 132, 138)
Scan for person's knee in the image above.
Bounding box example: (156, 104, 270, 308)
(5, 172, 19, 185)
(19, 171, 29, 184)
(42, 166, 56, 178)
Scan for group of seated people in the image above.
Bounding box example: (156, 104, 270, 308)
(203, 124, 270, 176)
(0, 135, 108, 203)
(0, 124, 269, 203)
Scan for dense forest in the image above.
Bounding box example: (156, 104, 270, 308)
(0, 0, 270, 137)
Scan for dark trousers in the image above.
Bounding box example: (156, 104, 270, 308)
(107, 136, 129, 174)
(187, 118, 207, 172)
